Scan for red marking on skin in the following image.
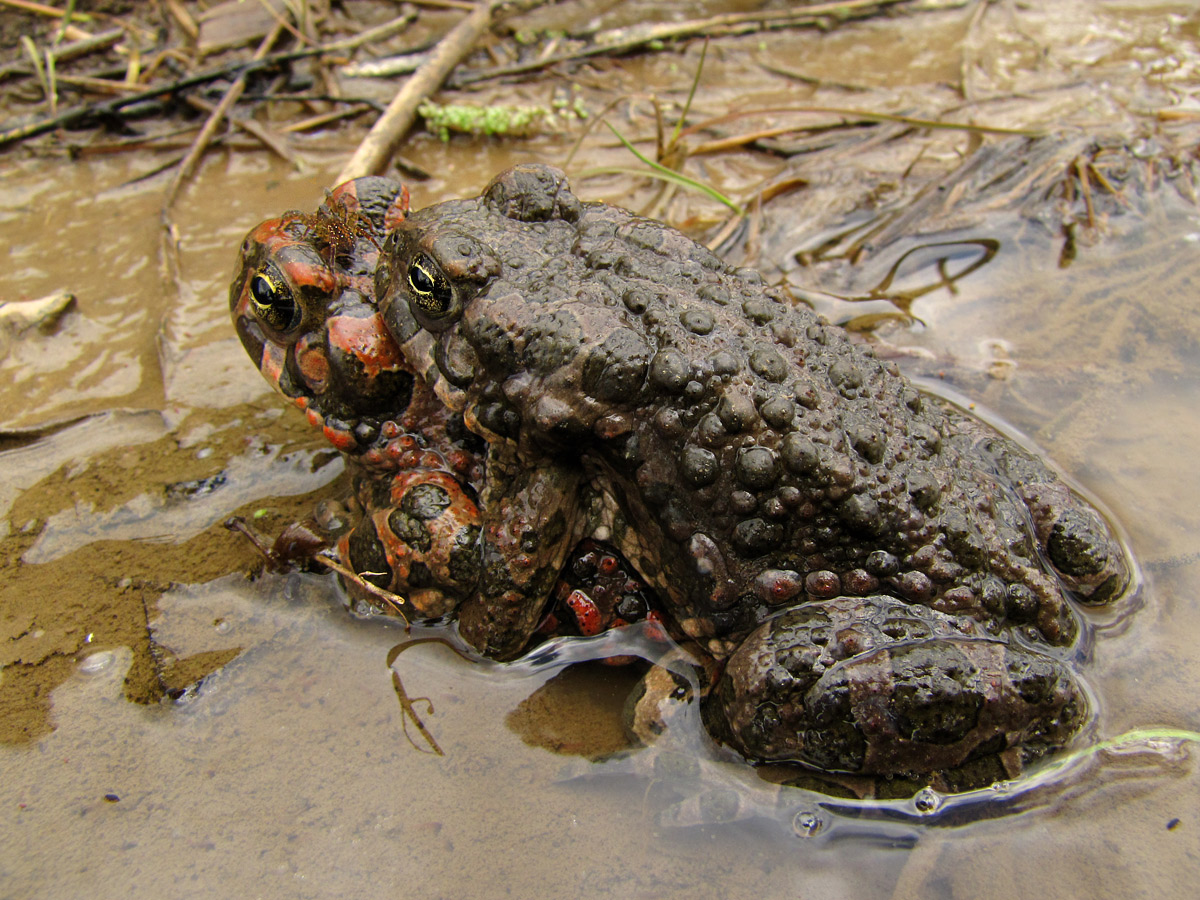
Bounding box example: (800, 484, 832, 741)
(381, 420, 400, 439)
(566, 590, 603, 636)
(598, 555, 619, 576)
(385, 185, 410, 231)
(343, 273, 375, 295)
(250, 217, 303, 247)
(363, 448, 384, 466)
(325, 181, 361, 212)
(769, 575, 798, 604)
(305, 408, 324, 430)
(387, 469, 471, 507)
(644, 611, 668, 642)
(323, 424, 357, 452)
(447, 449, 474, 474)
(294, 337, 329, 393)
(259, 341, 286, 388)
(327, 314, 404, 376)
(281, 256, 335, 292)
(594, 415, 630, 440)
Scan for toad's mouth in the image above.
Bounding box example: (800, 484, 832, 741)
(236, 301, 416, 456)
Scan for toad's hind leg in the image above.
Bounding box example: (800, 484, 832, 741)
(704, 596, 1089, 777)
(457, 444, 586, 660)
(951, 408, 1131, 605)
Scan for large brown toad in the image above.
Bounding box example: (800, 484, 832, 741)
(367, 164, 1131, 777)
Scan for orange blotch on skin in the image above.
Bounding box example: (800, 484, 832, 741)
(327, 313, 405, 376)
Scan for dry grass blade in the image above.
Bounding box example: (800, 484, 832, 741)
(690, 124, 846, 155)
(0, 0, 93, 19)
(18, 35, 48, 99)
(165, 0, 199, 40)
(53, 72, 140, 95)
(598, 121, 744, 214)
(758, 176, 809, 204)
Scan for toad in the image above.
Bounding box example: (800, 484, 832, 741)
(368, 164, 1132, 777)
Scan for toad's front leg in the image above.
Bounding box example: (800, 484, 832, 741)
(458, 443, 586, 659)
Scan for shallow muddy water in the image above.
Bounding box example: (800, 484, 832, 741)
(3, 2, 1200, 898)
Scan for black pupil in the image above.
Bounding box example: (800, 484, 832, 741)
(251, 274, 276, 307)
(410, 263, 435, 294)
(249, 270, 298, 331)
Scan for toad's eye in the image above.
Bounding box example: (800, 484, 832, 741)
(407, 254, 458, 327)
(248, 266, 301, 332)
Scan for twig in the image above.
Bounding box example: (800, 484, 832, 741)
(386, 638, 464, 756)
(450, 0, 912, 87)
(163, 24, 285, 210)
(282, 104, 375, 133)
(0, 54, 286, 148)
(185, 94, 296, 166)
(0, 10, 428, 151)
(337, 0, 532, 183)
(310, 552, 412, 622)
(323, 7, 418, 54)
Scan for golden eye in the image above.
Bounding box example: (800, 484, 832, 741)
(407, 255, 454, 317)
(248, 266, 301, 332)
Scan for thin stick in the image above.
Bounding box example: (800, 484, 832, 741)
(163, 23, 284, 210)
(311, 552, 412, 623)
(185, 94, 296, 166)
(282, 104, 374, 133)
(336, 0, 538, 182)
(451, 0, 911, 87)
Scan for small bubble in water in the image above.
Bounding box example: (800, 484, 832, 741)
(792, 808, 824, 838)
(214, 618, 231, 634)
(78, 651, 114, 675)
(913, 787, 943, 814)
